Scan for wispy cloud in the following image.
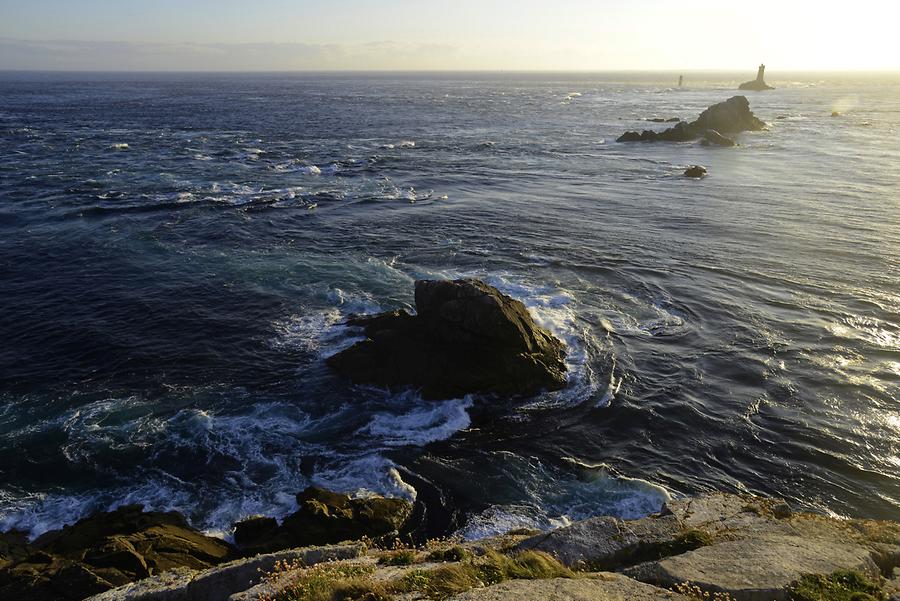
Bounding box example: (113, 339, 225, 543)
(0, 38, 460, 71)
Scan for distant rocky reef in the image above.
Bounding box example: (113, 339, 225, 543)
(617, 95, 765, 144)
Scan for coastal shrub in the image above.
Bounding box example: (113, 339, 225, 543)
(397, 564, 483, 599)
(270, 563, 382, 601)
(425, 545, 469, 562)
(788, 570, 885, 601)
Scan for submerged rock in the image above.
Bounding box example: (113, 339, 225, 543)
(683, 165, 707, 178)
(0, 505, 236, 601)
(618, 96, 765, 143)
(739, 64, 775, 91)
(326, 278, 568, 400)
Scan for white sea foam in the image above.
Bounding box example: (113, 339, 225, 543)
(381, 140, 416, 149)
(271, 309, 364, 357)
(313, 454, 418, 502)
(457, 460, 671, 540)
(3, 398, 328, 539)
(358, 396, 473, 447)
(483, 275, 604, 408)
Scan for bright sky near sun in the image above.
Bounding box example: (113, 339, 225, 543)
(1, 0, 897, 71)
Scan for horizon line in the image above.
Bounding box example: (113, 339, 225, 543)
(3, 67, 900, 74)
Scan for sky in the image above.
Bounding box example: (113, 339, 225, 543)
(1, 0, 898, 72)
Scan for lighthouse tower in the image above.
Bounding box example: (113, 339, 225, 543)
(739, 63, 774, 90)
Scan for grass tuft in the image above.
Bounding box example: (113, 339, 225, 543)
(377, 549, 418, 566)
(394, 549, 572, 600)
(268, 548, 573, 601)
(425, 546, 470, 563)
(788, 570, 885, 601)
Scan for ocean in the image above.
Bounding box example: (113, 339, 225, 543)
(0, 71, 898, 540)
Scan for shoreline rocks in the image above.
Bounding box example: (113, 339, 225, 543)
(617, 96, 765, 144)
(326, 278, 568, 400)
(0, 488, 411, 601)
(0, 505, 236, 601)
(234, 487, 412, 556)
(73, 492, 900, 601)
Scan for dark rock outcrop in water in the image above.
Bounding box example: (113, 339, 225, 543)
(326, 278, 568, 400)
(0, 505, 235, 601)
(700, 129, 736, 147)
(617, 96, 765, 143)
(739, 64, 775, 91)
(684, 165, 708, 178)
(233, 487, 412, 556)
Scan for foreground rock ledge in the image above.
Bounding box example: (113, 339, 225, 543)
(0, 488, 411, 601)
(82, 492, 900, 601)
(617, 96, 765, 143)
(327, 278, 568, 400)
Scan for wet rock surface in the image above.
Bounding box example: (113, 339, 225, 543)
(0, 505, 236, 601)
(683, 165, 707, 178)
(327, 278, 568, 399)
(233, 487, 412, 556)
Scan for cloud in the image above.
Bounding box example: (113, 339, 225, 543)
(0, 38, 460, 71)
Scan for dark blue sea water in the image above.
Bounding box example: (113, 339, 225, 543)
(1, 71, 898, 539)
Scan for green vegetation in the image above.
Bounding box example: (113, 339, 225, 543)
(270, 549, 573, 601)
(788, 570, 885, 601)
(656, 529, 715, 558)
(268, 563, 382, 601)
(425, 545, 470, 563)
(395, 549, 572, 600)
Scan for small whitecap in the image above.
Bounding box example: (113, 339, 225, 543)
(357, 396, 473, 447)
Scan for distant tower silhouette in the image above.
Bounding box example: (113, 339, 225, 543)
(756, 64, 766, 82)
(678, 75, 683, 87)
